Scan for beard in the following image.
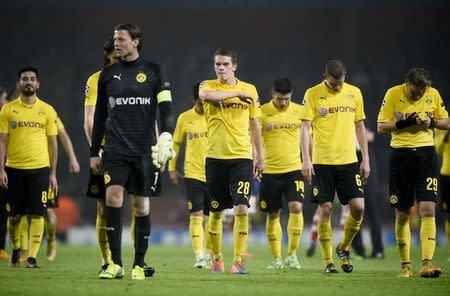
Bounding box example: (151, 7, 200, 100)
(20, 86, 36, 96)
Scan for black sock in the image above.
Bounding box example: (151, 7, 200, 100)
(133, 215, 150, 268)
(105, 206, 122, 267)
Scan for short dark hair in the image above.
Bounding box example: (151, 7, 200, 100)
(103, 37, 115, 68)
(114, 23, 142, 51)
(273, 78, 292, 95)
(325, 60, 346, 80)
(17, 66, 39, 80)
(192, 82, 201, 101)
(406, 67, 431, 89)
(214, 48, 238, 64)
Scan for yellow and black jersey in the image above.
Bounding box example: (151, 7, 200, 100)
(435, 129, 450, 176)
(199, 78, 260, 160)
(378, 84, 448, 148)
(0, 97, 58, 169)
(260, 101, 304, 173)
(85, 70, 101, 107)
(302, 81, 365, 165)
(168, 107, 208, 182)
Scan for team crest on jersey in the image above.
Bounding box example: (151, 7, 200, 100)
(265, 123, 273, 131)
(85, 84, 90, 95)
(10, 121, 17, 129)
(347, 93, 354, 100)
(104, 172, 111, 185)
(136, 72, 147, 83)
(188, 201, 193, 210)
(313, 187, 319, 197)
(425, 98, 432, 105)
(395, 112, 404, 120)
(260, 200, 267, 209)
(90, 185, 99, 194)
(390, 194, 398, 204)
(319, 108, 328, 116)
(211, 200, 219, 209)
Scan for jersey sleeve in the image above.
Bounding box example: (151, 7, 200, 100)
(155, 64, 172, 104)
(377, 89, 395, 123)
(84, 72, 99, 106)
(301, 88, 315, 121)
(0, 107, 9, 134)
(249, 85, 261, 119)
(354, 88, 366, 122)
(46, 107, 58, 136)
(90, 70, 108, 157)
(56, 116, 64, 130)
(433, 89, 448, 120)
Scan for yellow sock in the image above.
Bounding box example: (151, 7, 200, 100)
(96, 215, 111, 264)
(131, 212, 135, 244)
(208, 212, 223, 260)
(8, 217, 21, 250)
(287, 212, 304, 256)
(420, 217, 436, 261)
(446, 220, 450, 253)
(233, 213, 249, 262)
(340, 214, 362, 250)
(266, 216, 282, 259)
(189, 215, 204, 257)
(203, 216, 211, 257)
(29, 216, 44, 258)
(318, 220, 333, 266)
(395, 219, 411, 263)
(20, 215, 29, 252)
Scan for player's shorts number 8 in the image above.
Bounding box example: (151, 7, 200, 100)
(237, 181, 250, 195)
(41, 191, 48, 204)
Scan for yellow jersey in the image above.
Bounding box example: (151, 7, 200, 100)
(435, 130, 450, 176)
(56, 116, 64, 130)
(377, 84, 448, 148)
(169, 107, 207, 182)
(0, 97, 58, 169)
(261, 101, 303, 173)
(302, 81, 366, 165)
(85, 70, 101, 106)
(199, 78, 260, 159)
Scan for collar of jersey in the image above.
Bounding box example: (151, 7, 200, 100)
(120, 56, 141, 66)
(215, 78, 240, 89)
(322, 80, 346, 96)
(18, 96, 39, 108)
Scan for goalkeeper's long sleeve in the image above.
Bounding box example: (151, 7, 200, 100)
(159, 101, 174, 134)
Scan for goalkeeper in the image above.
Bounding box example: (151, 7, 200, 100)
(90, 23, 174, 280)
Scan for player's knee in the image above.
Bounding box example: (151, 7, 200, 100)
(190, 210, 203, 217)
(9, 215, 21, 225)
(288, 202, 302, 214)
(234, 204, 248, 214)
(395, 209, 410, 223)
(210, 211, 224, 220)
(268, 210, 281, 219)
(319, 203, 333, 219)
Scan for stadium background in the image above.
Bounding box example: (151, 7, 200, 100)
(1, 1, 449, 245)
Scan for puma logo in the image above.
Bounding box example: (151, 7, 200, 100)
(113, 74, 122, 80)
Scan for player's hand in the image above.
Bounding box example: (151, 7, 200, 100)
(151, 132, 176, 169)
(253, 157, 264, 181)
(69, 158, 80, 174)
(238, 92, 254, 105)
(360, 159, 370, 182)
(396, 112, 419, 129)
(301, 160, 314, 185)
(418, 116, 431, 129)
(90, 156, 102, 175)
(169, 170, 184, 187)
(0, 169, 8, 189)
(49, 173, 58, 195)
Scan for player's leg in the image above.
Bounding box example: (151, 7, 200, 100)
(19, 215, 28, 262)
(202, 183, 212, 267)
(260, 173, 283, 269)
(130, 195, 150, 279)
(44, 208, 57, 261)
(306, 207, 319, 257)
(0, 188, 9, 260)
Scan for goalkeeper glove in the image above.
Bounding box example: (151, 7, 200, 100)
(151, 132, 176, 169)
(395, 112, 419, 129)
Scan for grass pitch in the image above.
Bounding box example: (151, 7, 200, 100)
(0, 244, 448, 296)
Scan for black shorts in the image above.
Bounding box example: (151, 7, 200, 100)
(47, 188, 58, 208)
(0, 187, 7, 213)
(389, 147, 438, 208)
(205, 158, 253, 212)
(260, 170, 305, 213)
(102, 150, 161, 197)
(86, 170, 106, 199)
(5, 167, 49, 216)
(185, 178, 209, 215)
(440, 175, 450, 213)
(310, 163, 364, 205)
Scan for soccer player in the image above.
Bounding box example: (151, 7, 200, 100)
(0, 87, 9, 260)
(0, 66, 58, 268)
(198, 48, 264, 274)
(377, 67, 448, 278)
(84, 37, 119, 272)
(168, 82, 211, 269)
(435, 127, 450, 262)
(259, 78, 305, 270)
(90, 24, 174, 280)
(301, 60, 370, 274)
